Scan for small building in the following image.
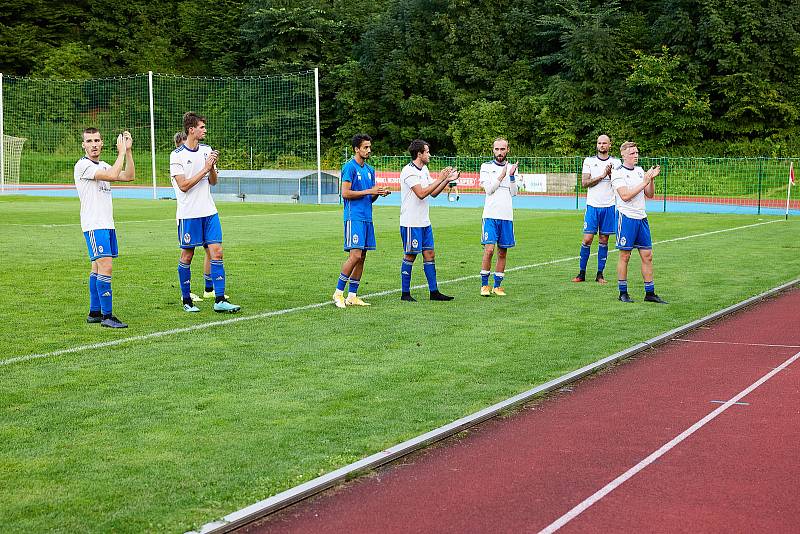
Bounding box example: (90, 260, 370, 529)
(214, 169, 340, 203)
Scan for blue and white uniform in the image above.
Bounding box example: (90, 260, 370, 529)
(582, 155, 621, 235)
(341, 157, 377, 251)
(611, 165, 652, 250)
(170, 143, 221, 248)
(479, 160, 517, 248)
(74, 157, 118, 260)
(399, 162, 435, 254)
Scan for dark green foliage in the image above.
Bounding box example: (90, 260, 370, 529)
(2, 0, 800, 156)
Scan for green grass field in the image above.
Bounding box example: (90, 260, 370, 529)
(1, 195, 798, 532)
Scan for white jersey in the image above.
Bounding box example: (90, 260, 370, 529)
(74, 157, 115, 232)
(170, 143, 218, 219)
(611, 165, 648, 219)
(583, 155, 621, 207)
(480, 160, 517, 221)
(399, 162, 433, 227)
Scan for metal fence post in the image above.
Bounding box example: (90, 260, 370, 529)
(575, 156, 581, 210)
(757, 157, 763, 215)
(662, 156, 668, 213)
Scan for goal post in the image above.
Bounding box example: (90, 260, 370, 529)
(0, 70, 324, 201)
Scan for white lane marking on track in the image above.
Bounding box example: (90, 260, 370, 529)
(5, 211, 339, 228)
(0, 219, 785, 367)
(675, 339, 800, 348)
(538, 350, 800, 534)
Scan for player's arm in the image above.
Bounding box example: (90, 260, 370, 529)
(173, 152, 217, 193)
(614, 176, 651, 202)
(643, 166, 659, 198)
(118, 131, 135, 182)
(207, 150, 219, 186)
(508, 162, 519, 196)
(412, 167, 455, 199)
(95, 133, 133, 182)
(482, 165, 507, 195)
(341, 180, 389, 200)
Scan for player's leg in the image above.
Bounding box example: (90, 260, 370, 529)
(179, 247, 199, 311)
(88, 229, 126, 328)
(596, 233, 610, 284)
(424, 247, 453, 301)
(492, 247, 508, 295)
(87, 260, 102, 323)
(345, 249, 370, 306)
(575, 208, 597, 282)
(400, 226, 417, 301)
(638, 221, 666, 303)
(617, 250, 633, 302)
(492, 220, 513, 295)
(346, 221, 376, 306)
(198, 245, 213, 300)
(481, 244, 494, 296)
(480, 218, 496, 296)
(615, 213, 634, 302)
(596, 206, 616, 283)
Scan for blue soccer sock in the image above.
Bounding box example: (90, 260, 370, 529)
(348, 278, 360, 296)
(178, 262, 192, 301)
(579, 244, 591, 271)
(401, 259, 414, 293)
(618, 279, 628, 295)
(89, 272, 101, 313)
(210, 260, 226, 300)
(597, 244, 609, 272)
(494, 272, 505, 288)
(423, 261, 438, 292)
(335, 272, 349, 292)
(204, 273, 213, 292)
(480, 270, 490, 287)
(644, 280, 655, 294)
(96, 274, 113, 316)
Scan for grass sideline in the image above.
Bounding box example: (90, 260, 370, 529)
(1, 195, 798, 532)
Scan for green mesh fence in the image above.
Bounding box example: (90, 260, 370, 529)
(0, 71, 319, 197)
(366, 155, 799, 213)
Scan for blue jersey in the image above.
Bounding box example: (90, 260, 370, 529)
(342, 158, 375, 222)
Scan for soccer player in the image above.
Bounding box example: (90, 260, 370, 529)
(332, 133, 390, 308)
(74, 127, 135, 328)
(399, 139, 457, 302)
(173, 131, 226, 304)
(170, 112, 241, 313)
(573, 134, 621, 284)
(479, 138, 518, 296)
(611, 141, 667, 304)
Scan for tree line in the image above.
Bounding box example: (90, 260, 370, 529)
(2, 0, 799, 158)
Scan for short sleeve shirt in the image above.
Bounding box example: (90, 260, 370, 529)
(583, 155, 621, 208)
(170, 143, 218, 219)
(342, 158, 376, 222)
(400, 162, 433, 227)
(611, 165, 647, 219)
(74, 157, 114, 232)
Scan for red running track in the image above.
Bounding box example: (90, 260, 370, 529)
(240, 288, 800, 534)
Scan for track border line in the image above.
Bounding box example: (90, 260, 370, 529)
(189, 277, 800, 534)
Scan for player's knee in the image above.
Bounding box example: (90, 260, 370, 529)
(483, 244, 495, 257)
(497, 248, 508, 259)
(582, 235, 594, 246)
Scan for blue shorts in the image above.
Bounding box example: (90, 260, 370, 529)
(178, 213, 223, 249)
(344, 220, 376, 251)
(584, 205, 616, 235)
(616, 213, 652, 250)
(401, 226, 434, 254)
(482, 218, 515, 248)
(84, 229, 119, 261)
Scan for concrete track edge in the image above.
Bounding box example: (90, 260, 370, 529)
(189, 277, 800, 534)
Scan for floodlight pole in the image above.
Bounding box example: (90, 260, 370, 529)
(314, 68, 322, 204)
(148, 71, 157, 199)
(0, 72, 5, 193)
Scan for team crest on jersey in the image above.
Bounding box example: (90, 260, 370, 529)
(620, 236, 627, 246)
(412, 239, 418, 248)
(183, 232, 191, 244)
(353, 234, 359, 244)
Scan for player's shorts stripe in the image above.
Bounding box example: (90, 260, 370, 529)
(89, 230, 97, 256)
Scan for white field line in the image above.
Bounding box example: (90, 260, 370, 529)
(1, 219, 783, 367)
(538, 349, 800, 534)
(5, 210, 338, 228)
(675, 339, 800, 348)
